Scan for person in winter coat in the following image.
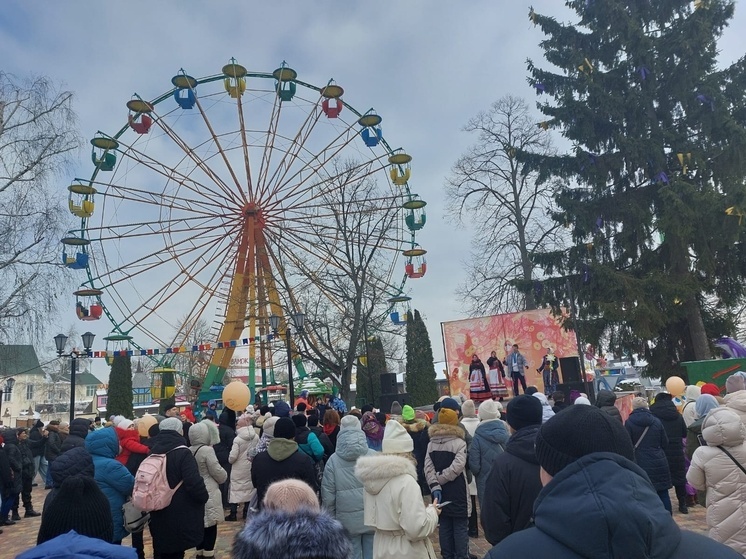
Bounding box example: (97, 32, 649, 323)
(503, 344, 529, 397)
(2, 428, 23, 523)
(321, 415, 376, 559)
(0, 435, 14, 530)
(60, 418, 91, 453)
(251, 417, 318, 508)
(292, 413, 325, 462)
(595, 389, 623, 423)
(682, 385, 702, 427)
(250, 415, 277, 461)
(469, 354, 491, 404)
(687, 407, 746, 556)
(355, 419, 440, 559)
(686, 394, 721, 460)
(398, 405, 430, 496)
(532, 393, 555, 423)
(84, 427, 135, 544)
(16, 428, 41, 517)
(487, 405, 742, 559)
(480, 394, 543, 546)
(308, 412, 335, 461)
(25, 530, 132, 559)
(468, 399, 509, 512)
(651, 392, 689, 514)
(28, 419, 47, 485)
(537, 348, 559, 396)
(188, 420, 228, 559)
(43, 420, 63, 489)
(724, 387, 746, 428)
(425, 408, 470, 559)
(148, 417, 209, 559)
(323, 409, 341, 449)
(361, 411, 385, 452)
(214, 409, 236, 509)
(625, 397, 673, 513)
(227, 413, 259, 521)
(459, 400, 480, 538)
(113, 418, 150, 467)
(551, 391, 569, 414)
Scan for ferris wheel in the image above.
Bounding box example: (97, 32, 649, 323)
(61, 59, 428, 394)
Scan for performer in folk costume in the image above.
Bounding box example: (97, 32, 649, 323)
(538, 348, 559, 396)
(469, 354, 492, 404)
(486, 351, 509, 401)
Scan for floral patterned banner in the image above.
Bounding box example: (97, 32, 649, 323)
(441, 309, 578, 398)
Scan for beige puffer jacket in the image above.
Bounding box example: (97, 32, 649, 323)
(687, 407, 746, 556)
(724, 390, 746, 427)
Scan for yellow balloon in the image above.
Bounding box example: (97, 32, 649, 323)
(137, 414, 158, 438)
(665, 376, 686, 397)
(222, 381, 250, 411)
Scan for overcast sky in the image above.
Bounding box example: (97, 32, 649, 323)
(2, 1, 744, 382)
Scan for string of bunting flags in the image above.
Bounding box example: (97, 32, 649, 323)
(86, 332, 279, 359)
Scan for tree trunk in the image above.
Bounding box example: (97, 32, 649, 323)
(685, 295, 712, 361)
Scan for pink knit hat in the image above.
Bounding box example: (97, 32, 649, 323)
(263, 479, 319, 512)
(237, 414, 253, 429)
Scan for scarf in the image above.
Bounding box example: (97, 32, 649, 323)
(323, 423, 337, 436)
(361, 412, 384, 442)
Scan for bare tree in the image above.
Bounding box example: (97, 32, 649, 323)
(445, 95, 562, 314)
(268, 159, 404, 401)
(0, 72, 82, 342)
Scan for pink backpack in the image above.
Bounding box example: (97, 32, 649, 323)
(132, 445, 186, 512)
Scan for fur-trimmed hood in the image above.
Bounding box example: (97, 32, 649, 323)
(427, 422, 465, 440)
(399, 418, 428, 433)
(355, 453, 416, 496)
(233, 508, 352, 559)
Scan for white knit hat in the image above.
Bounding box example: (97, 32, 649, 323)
(262, 416, 279, 437)
(478, 399, 501, 421)
(340, 414, 361, 431)
(117, 418, 134, 430)
(574, 396, 592, 406)
(461, 399, 477, 419)
(111, 415, 126, 428)
(263, 479, 320, 512)
(381, 419, 413, 454)
(159, 417, 183, 434)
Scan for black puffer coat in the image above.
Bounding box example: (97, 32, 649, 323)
(60, 418, 91, 454)
(0, 446, 13, 499)
(28, 420, 46, 457)
(3, 429, 23, 494)
(400, 418, 430, 495)
(18, 437, 35, 480)
(595, 390, 623, 423)
(44, 446, 95, 514)
(44, 424, 63, 462)
(650, 398, 688, 486)
(214, 410, 236, 471)
(481, 425, 543, 545)
(625, 408, 671, 491)
(147, 429, 209, 555)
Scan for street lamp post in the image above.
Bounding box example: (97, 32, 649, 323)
(54, 332, 96, 423)
(1, 378, 15, 422)
(269, 311, 305, 405)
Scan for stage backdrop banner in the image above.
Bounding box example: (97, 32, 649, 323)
(441, 309, 578, 399)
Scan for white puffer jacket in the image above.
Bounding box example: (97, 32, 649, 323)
(687, 407, 746, 556)
(724, 390, 746, 427)
(189, 421, 228, 528)
(229, 425, 258, 504)
(460, 416, 479, 495)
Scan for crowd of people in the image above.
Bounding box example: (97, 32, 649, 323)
(4, 375, 746, 558)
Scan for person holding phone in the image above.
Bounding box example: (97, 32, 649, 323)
(355, 420, 440, 559)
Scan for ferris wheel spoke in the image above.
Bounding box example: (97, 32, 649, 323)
(192, 93, 249, 206)
(102, 223, 241, 326)
(151, 110, 244, 207)
(112, 134, 238, 208)
(235, 93, 255, 201)
(265, 153, 389, 215)
(259, 96, 325, 201)
(269, 191, 402, 221)
(88, 219, 231, 243)
(280, 222, 404, 255)
(91, 181, 232, 218)
(255, 89, 285, 200)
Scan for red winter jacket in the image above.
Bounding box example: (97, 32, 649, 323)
(115, 427, 150, 465)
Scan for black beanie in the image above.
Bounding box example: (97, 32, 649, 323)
(37, 475, 114, 545)
(440, 397, 461, 414)
(292, 414, 307, 428)
(506, 394, 543, 431)
(307, 413, 319, 427)
(535, 405, 635, 477)
(274, 417, 296, 440)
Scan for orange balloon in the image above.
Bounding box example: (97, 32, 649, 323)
(222, 381, 250, 411)
(665, 376, 686, 397)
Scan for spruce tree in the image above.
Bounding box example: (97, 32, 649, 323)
(405, 310, 439, 407)
(107, 355, 133, 418)
(356, 336, 385, 406)
(526, 1, 746, 377)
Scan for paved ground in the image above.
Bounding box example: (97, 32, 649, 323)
(4, 484, 708, 558)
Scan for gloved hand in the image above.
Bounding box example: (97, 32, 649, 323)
(432, 490, 442, 504)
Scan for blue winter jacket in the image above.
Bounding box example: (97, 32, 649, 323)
(85, 427, 135, 542)
(486, 453, 741, 559)
(295, 427, 325, 462)
(17, 530, 137, 559)
(468, 419, 509, 506)
(320, 427, 376, 536)
(625, 408, 671, 491)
